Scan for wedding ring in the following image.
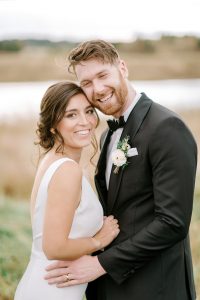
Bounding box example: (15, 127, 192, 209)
(64, 273, 70, 282)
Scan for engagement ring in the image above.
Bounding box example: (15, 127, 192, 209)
(64, 273, 70, 282)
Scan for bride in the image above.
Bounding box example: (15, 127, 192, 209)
(14, 81, 119, 300)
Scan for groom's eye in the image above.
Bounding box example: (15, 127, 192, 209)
(81, 81, 91, 87)
(99, 73, 107, 78)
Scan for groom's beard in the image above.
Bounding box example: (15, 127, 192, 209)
(92, 72, 128, 116)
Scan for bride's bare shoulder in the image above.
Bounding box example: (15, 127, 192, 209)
(48, 159, 82, 189)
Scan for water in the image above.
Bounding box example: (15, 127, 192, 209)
(0, 79, 200, 120)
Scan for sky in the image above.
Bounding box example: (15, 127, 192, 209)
(0, 0, 200, 42)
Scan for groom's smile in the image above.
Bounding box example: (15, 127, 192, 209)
(96, 92, 114, 104)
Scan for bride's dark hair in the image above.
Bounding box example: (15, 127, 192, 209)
(35, 81, 99, 161)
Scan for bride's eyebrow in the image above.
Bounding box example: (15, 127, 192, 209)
(65, 105, 92, 113)
(65, 109, 77, 113)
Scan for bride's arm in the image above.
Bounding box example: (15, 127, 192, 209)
(42, 161, 119, 260)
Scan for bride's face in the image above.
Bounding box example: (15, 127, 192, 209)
(56, 93, 98, 150)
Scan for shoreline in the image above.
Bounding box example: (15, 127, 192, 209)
(1, 78, 200, 120)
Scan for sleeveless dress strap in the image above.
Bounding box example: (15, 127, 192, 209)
(42, 157, 74, 187)
(35, 158, 75, 210)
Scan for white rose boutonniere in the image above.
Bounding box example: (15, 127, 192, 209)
(111, 136, 131, 174)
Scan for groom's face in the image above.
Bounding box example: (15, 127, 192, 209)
(75, 59, 129, 118)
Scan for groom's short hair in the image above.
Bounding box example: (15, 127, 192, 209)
(68, 40, 120, 74)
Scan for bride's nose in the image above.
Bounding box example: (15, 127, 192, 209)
(78, 113, 90, 125)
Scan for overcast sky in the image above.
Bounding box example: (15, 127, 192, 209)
(0, 0, 200, 42)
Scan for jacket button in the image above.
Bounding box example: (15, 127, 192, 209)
(123, 269, 135, 277)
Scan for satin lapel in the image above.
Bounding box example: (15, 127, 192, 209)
(95, 129, 113, 212)
(107, 94, 153, 212)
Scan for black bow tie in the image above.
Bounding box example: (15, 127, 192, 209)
(107, 116, 126, 132)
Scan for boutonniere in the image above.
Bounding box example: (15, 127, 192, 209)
(111, 136, 138, 174)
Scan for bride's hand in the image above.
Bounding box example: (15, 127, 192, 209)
(92, 215, 120, 250)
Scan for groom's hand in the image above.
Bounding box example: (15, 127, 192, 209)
(44, 255, 106, 288)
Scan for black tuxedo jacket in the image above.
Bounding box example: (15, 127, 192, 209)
(86, 93, 197, 300)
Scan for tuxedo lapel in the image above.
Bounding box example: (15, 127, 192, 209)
(107, 94, 153, 212)
(95, 129, 113, 213)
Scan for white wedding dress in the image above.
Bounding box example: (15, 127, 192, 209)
(14, 158, 103, 300)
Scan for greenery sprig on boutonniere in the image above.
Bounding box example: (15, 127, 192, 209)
(111, 136, 131, 174)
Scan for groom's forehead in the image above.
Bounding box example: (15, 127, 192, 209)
(75, 60, 110, 79)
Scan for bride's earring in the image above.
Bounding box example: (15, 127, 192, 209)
(50, 128, 56, 134)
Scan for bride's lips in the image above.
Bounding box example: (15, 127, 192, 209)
(74, 129, 91, 136)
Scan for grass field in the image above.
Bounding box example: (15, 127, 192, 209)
(0, 197, 32, 300)
(0, 110, 200, 299)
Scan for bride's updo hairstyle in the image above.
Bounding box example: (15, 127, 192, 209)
(36, 81, 99, 156)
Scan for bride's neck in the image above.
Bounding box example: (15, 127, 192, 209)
(49, 146, 82, 163)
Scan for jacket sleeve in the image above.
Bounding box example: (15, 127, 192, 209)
(98, 116, 197, 284)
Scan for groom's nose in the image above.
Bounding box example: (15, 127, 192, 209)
(93, 79, 105, 94)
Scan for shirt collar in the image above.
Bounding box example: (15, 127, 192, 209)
(122, 92, 141, 122)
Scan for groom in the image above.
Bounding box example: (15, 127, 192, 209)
(45, 40, 197, 299)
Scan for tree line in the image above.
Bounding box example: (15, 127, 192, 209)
(0, 35, 200, 53)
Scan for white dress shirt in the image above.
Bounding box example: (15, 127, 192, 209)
(105, 93, 141, 188)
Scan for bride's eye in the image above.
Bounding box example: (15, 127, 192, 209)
(86, 108, 95, 115)
(65, 113, 77, 118)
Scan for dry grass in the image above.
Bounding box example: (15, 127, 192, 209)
(179, 109, 200, 143)
(123, 51, 200, 80)
(1, 48, 200, 82)
(0, 49, 73, 82)
(0, 118, 38, 198)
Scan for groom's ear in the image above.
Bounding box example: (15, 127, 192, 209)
(118, 59, 129, 78)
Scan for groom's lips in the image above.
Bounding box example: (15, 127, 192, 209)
(96, 92, 114, 104)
